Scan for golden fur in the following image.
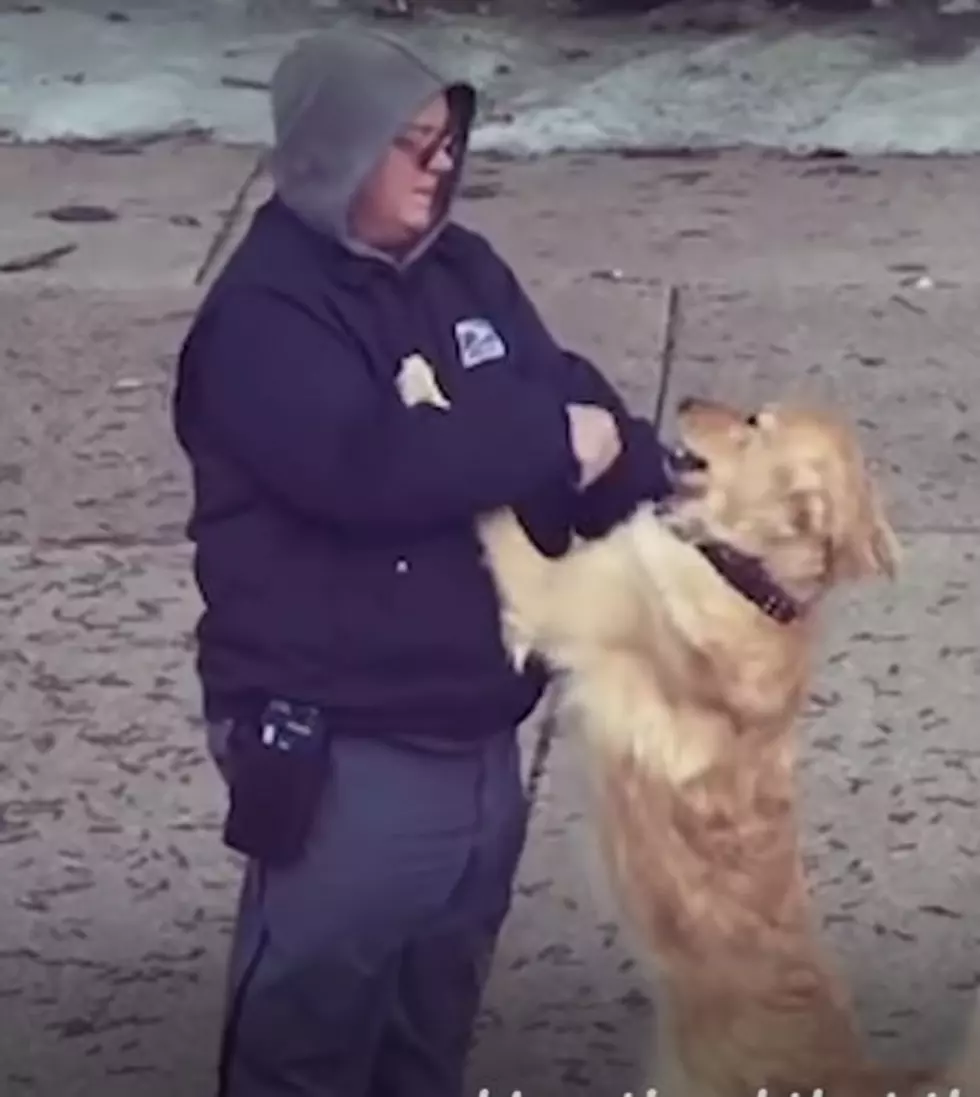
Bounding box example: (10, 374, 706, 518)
(470, 395, 980, 1097)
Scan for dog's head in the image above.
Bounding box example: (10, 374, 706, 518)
(663, 396, 900, 599)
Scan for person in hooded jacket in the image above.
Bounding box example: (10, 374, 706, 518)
(172, 27, 674, 1097)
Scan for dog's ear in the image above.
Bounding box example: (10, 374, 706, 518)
(847, 478, 900, 580)
(824, 478, 900, 582)
(788, 475, 900, 582)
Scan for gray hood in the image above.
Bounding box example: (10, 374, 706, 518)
(267, 29, 476, 267)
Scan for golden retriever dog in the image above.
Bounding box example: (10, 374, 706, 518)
(470, 394, 980, 1097)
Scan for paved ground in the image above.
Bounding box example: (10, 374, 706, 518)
(2, 140, 980, 1096)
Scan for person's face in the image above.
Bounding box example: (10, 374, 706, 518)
(349, 93, 456, 250)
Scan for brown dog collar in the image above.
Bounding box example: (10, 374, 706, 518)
(697, 542, 801, 624)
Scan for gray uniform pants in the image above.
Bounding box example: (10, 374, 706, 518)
(207, 721, 529, 1097)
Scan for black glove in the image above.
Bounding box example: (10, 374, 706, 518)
(574, 417, 672, 541)
(512, 476, 577, 558)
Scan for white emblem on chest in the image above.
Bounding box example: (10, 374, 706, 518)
(395, 353, 451, 409)
(454, 317, 506, 368)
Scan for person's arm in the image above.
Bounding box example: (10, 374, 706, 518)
(572, 406, 673, 539)
(474, 238, 673, 541)
(180, 288, 579, 534)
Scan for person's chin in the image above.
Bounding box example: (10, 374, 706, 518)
(406, 197, 436, 231)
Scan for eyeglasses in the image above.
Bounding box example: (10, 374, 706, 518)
(391, 125, 457, 171)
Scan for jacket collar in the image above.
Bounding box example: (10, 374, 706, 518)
(257, 194, 449, 288)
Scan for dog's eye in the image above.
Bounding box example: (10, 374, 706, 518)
(745, 414, 759, 427)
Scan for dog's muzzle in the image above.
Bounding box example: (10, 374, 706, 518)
(656, 447, 708, 516)
(665, 446, 708, 478)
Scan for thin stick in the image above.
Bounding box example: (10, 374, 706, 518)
(0, 242, 78, 274)
(194, 155, 264, 287)
(525, 693, 560, 807)
(652, 282, 680, 434)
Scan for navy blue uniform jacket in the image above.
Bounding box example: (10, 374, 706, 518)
(173, 197, 671, 739)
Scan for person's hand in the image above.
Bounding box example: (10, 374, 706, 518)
(566, 404, 622, 489)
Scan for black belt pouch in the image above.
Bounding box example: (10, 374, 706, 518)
(222, 698, 331, 868)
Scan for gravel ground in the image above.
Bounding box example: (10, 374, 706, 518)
(2, 141, 979, 1096)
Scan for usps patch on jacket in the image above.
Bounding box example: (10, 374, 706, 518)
(454, 317, 506, 369)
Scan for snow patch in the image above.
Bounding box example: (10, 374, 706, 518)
(3, 4, 980, 153)
(806, 52, 980, 152)
(471, 31, 980, 155)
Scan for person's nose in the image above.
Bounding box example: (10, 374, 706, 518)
(429, 140, 454, 174)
